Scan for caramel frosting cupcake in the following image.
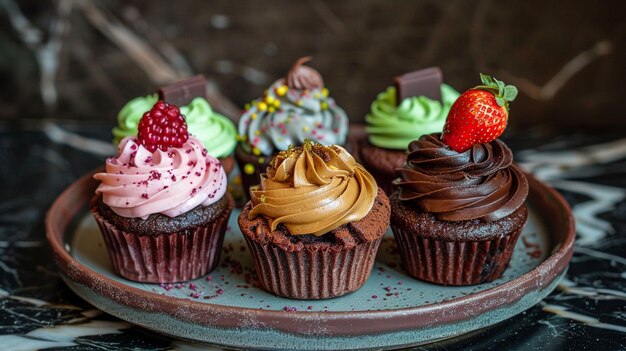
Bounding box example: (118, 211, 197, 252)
(238, 141, 390, 299)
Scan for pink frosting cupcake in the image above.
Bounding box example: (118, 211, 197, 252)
(91, 101, 233, 283)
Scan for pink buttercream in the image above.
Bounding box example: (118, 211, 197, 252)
(94, 136, 227, 219)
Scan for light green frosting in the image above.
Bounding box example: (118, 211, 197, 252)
(365, 84, 460, 150)
(112, 95, 237, 158)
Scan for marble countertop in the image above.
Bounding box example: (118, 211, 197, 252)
(0, 120, 625, 350)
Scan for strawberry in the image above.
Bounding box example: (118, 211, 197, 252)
(441, 74, 518, 152)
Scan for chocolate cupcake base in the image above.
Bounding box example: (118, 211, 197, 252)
(218, 154, 235, 176)
(91, 194, 233, 283)
(392, 225, 523, 285)
(244, 236, 381, 299)
(234, 144, 271, 202)
(359, 141, 407, 195)
(390, 193, 527, 286)
(239, 189, 391, 299)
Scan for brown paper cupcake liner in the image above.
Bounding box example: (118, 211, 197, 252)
(391, 225, 524, 286)
(91, 196, 233, 283)
(244, 237, 382, 300)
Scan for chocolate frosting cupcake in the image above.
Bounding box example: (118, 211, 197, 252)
(391, 133, 529, 285)
(395, 133, 528, 222)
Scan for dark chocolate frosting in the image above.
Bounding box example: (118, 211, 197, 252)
(394, 133, 528, 222)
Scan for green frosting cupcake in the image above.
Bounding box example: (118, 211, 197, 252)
(365, 84, 459, 150)
(113, 95, 237, 158)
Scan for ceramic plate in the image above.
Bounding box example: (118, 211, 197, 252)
(46, 171, 574, 350)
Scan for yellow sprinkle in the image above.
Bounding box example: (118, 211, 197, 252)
(258, 157, 265, 164)
(296, 100, 303, 106)
(266, 95, 275, 104)
(274, 100, 281, 108)
(250, 113, 257, 120)
(322, 88, 329, 97)
(236, 135, 247, 142)
(252, 147, 261, 156)
(321, 101, 329, 110)
(276, 85, 288, 96)
(303, 126, 309, 132)
(313, 93, 320, 99)
(255, 130, 261, 136)
(245, 103, 251, 110)
(257, 102, 268, 111)
(244, 163, 255, 175)
(269, 106, 276, 113)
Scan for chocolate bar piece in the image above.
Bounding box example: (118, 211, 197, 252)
(158, 75, 207, 106)
(394, 67, 443, 103)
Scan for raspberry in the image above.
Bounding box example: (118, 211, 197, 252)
(137, 101, 189, 152)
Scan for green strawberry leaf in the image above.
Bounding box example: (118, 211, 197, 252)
(495, 97, 506, 107)
(480, 73, 493, 86)
(504, 85, 518, 101)
(495, 79, 505, 94)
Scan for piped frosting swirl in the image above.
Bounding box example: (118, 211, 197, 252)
(248, 142, 377, 236)
(365, 84, 459, 150)
(113, 95, 237, 158)
(94, 136, 227, 219)
(238, 58, 348, 157)
(394, 133, 528, 222)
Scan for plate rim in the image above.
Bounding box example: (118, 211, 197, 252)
(46, 168, 575, 337)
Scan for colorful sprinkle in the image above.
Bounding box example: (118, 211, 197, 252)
(275, 85, 288, 96)
(244, 163, 255, 175)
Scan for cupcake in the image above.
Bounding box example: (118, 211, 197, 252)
(390, 74, 528, 286)
(361, 67, 459, 194)
(236, 57, 349, 199)
(238, 141, 390, 299)
(113, 75, 237, 174)
(93, 100, 233, 283)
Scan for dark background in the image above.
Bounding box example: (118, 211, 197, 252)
(1, 0, 624, 132)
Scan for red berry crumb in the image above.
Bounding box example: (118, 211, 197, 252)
(137, 100, 189, 152)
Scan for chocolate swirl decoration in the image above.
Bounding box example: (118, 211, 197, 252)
(248, 141, 377, 236)
(286, 56, 324, 90)
(394, 133, 528, 222)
